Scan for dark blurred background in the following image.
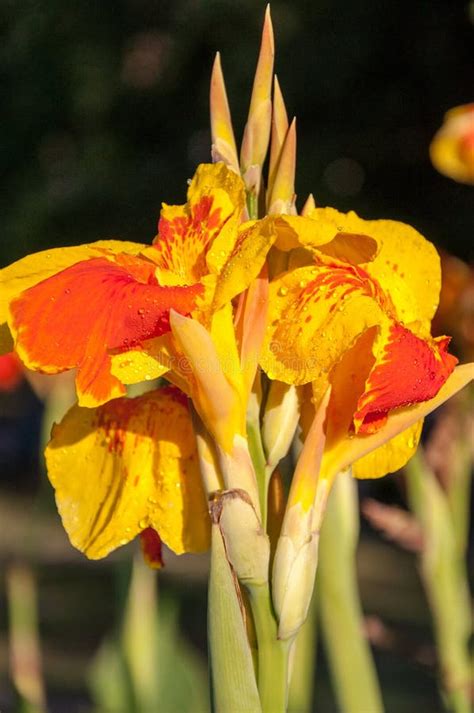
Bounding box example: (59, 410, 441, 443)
(1, 0, 473, 270)
(0, 1, 473, 712)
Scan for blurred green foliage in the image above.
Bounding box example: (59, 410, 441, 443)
(1, 0, 473, 268)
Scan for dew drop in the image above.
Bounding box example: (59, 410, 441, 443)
(278, 286, 288, 297)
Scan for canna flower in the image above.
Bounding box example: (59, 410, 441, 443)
(0, 160, 272, 556)
(261, 206, 460, 479)
(265, 208, 473, 640)
(45, 385, 210, 562)
(430, 103, 474, 184)
(0, 163, 246, 410)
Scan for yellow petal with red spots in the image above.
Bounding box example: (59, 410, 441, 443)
(45, 387, 210, 558)
(306, 208, 441, 325)
(0, 240, 147, 354)
(9, 256, 202, 407)
(146, 163, 245, 286)
(430, 103, 474, 184)
(261, 262, 387, 385)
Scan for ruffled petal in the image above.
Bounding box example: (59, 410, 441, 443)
(351, 421, 423, 479)
(320, 364, 473, 481)
(0, 240, 147, 354)
(354, 324, 458, 434)
(147, 163, 245, 286)
(9, 256, 202, 407)
(306, 208, 441, 325)
(261, 262, 387, 385)
(45, 387, 210, 558)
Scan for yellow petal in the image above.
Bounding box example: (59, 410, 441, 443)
(188, 162, 245, 214)
(169, 311, 244, 451)
(110, 342, 170, 385)
(261, 264, 385, 385)
(212, 217, 277, 310)
(0, 240, 146, 354)
(351, 420, 423, 479)
(45, 388, 210, 558)
(306, 207, 441, 324)
(210, 303, 245, 404)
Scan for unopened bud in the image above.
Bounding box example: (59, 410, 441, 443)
(211, 489, 270, 587)
(262, 381, 300, 476)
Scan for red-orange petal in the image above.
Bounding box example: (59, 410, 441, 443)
(354, 323, 458, 434)
(9, 256, 202, 407)
(140, 527, 164, 569)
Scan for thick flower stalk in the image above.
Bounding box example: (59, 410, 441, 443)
(1, 8, 473, 713)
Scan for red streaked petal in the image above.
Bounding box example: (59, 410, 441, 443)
(151, 196, 224, 284)
(148, 164, 244, 286)
(9, 256, 202, 407)
(140, 528, 164, 569)
(354, 323, 458, 434)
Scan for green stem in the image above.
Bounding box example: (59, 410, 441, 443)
(6, 564, 46, 713)
(208, 525, 261, 713)
(318, 472, 384, 713)
(288, 587, 318, 713)
(247, 190, 259, 220)
(406, 453, 472, 713)
(247, 417, 269, 529)
(247, 583, 290, 713)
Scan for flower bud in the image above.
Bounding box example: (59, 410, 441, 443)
(262, 381, 300, 476)
(211, 489, 270, 587)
